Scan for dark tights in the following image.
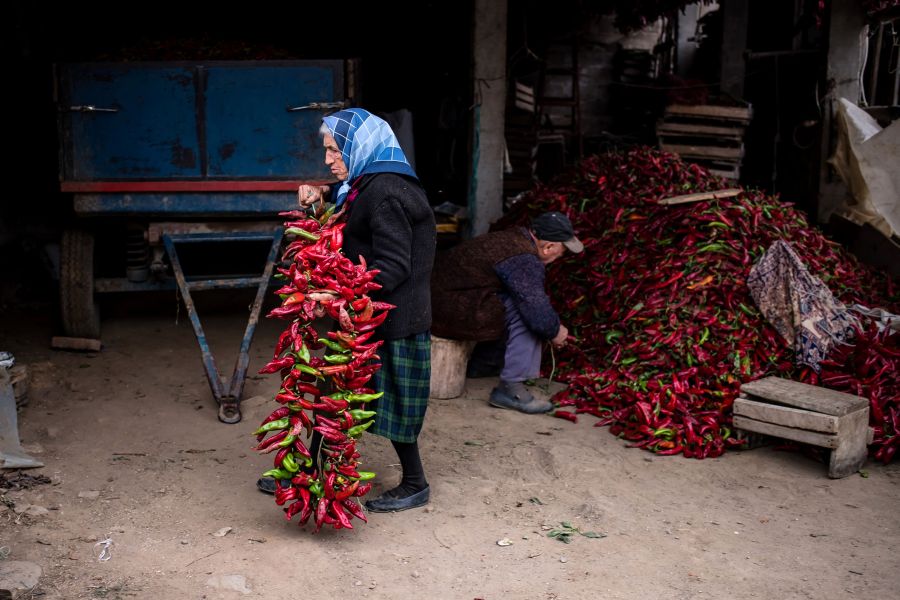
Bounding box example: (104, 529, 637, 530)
(389, 440, 428, 497)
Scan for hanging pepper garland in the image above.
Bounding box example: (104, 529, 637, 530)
(254, 206, 393, 532)
(497, 147, 899, 463)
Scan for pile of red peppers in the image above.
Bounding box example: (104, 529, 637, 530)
(254, 207, 392, 531)
(500, 147, 900, 462)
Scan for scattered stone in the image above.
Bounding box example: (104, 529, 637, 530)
(12, 505, 49, 517)
(205, 574, 251, 595)
(0, 560, 42, 599)
(212, 527, 233, 537)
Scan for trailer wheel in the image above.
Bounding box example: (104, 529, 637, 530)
(60, 229, 100, 339)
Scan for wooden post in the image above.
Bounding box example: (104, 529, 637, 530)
(829, 408, 869, 478)
(429, 336, 475, 399)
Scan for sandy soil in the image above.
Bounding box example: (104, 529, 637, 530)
(1, 301, 899, 600)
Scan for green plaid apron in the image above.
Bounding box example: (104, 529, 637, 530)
(370, 332, 431, 443)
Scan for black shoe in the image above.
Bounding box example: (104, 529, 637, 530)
(256, 477, 278, 494)
(364, 486, 430, 513)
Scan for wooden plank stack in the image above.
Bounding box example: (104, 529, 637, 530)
(657, 103, 752, 181)
(503, 81, 539, 203)
(733, 377, 872, 479)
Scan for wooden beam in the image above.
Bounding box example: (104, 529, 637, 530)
(660, 143, 744, 160)
(657, 188, 743, 205)
(51, 337, 102, 352)
(665, 104, 752, 122)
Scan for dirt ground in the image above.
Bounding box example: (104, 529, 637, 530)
(1, 299, 899, 600)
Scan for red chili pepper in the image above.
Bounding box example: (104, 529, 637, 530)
(258, 355, 295, 374)
(340, 498, 368, 523)
(254, 429, 289, 452)
(330, 499, 353, 529)
(553, 410, 577, 423)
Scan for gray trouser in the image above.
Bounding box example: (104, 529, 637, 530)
(499, 294, 543, 383)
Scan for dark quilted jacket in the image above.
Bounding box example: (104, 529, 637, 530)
(341, 173, 436, 340)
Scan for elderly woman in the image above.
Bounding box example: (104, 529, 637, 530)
(297, 108, 436, 513)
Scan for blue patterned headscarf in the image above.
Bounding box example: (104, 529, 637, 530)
(322, 108, 418, 207)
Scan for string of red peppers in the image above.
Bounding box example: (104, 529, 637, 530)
(497, 147, 899, 462)
(254, 207, 393, 532)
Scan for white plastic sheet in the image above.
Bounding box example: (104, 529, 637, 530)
(828, 98, 900, 239)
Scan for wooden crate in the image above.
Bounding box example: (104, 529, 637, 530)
(734, 377, 871, 478)
(656, 102, 751, 181)
(664, 103, 752, 124)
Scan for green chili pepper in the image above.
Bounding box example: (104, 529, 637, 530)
(653, 428, 674, 440)
(285, 227, 320, 241)
(309, 480, 324, 497)
(324, 353, 352, 364)
(348, 409, 377, 421)
(296, 342, 311, 364)
(346, 421, 374, 437)
(605, 330, 624, 344)
(345, 391, 384, 403)
(261, 468, 292, 479)
(319, 339, 347, 353)
(293, 364, 322, 377)
(355, 470, 376, 481)
(277, 434, 297, 448)
(620, 356, 638, 365)
(698, 327, 710, 345)
(253, 417, 289, 435)
(738, 303, 757, 316)
(698, 242, 728, 253)
(282, 453, 300, 473)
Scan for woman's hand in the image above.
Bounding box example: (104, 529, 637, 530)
(297, 184, 329, 208)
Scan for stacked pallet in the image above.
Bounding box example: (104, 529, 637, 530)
(503, 81, 539, 204)
(656, 103, 752, 180)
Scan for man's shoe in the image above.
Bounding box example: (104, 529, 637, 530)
(364, 486, 430, 513)
(489, 385, 553, 415)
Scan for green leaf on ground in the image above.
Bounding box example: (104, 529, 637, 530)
(546, 521, 607, 543)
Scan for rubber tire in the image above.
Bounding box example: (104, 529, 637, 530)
(60, 229, 100, 339)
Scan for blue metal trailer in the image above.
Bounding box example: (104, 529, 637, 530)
(55, 60, 348, 422)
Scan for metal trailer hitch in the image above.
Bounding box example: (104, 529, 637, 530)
(162, 229, 284, 424)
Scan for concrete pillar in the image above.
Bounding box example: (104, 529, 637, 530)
(468, 0, 507, 237)
(818, 0, 867, 222)
(719, 0, 749, 99)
